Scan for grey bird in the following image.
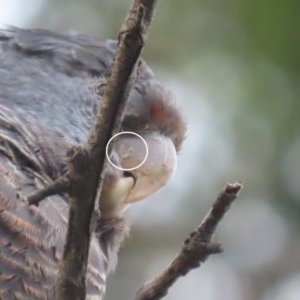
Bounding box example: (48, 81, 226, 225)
(0, 27, 186, 299)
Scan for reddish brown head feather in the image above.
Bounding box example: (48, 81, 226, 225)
(144, 83, 187, 152)
(122, 60, 187, 152)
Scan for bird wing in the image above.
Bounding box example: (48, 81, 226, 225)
(0, 27, 119, 299)
(0, 115, 107, 299)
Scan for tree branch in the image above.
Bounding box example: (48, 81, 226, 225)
(53, 1, 159, 300)
(24, 2, 242, 300)
(134, 182, 243, 300)
(24, 1, 158, 299)
(27, 176, 69, 206)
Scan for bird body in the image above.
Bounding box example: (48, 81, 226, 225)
(0, 27, 186, 299)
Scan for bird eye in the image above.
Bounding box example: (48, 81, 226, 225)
(95, 82, 106, 96)
(122, 116, 145, 131)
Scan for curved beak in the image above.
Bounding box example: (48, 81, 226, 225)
(117, 133, 177, 203)
(100, 133, 177, 217)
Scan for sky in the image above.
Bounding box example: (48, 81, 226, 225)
(0, 0, 46, 28)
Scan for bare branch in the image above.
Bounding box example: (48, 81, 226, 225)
(55, 1, 159, 299)
(27, 176, 69, 206)
(134, 182, 243, 300)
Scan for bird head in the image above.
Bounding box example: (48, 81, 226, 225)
(0, 28, 186, 218)
(100, 60, 186, 217)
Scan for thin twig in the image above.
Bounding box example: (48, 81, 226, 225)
(27, 176, 69, 206)
(134, 182, 243, 300)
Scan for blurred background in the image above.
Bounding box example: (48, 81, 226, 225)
(1, 0, 299, 299)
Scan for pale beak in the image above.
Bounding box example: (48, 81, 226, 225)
(117, 134, 177, 203)
(100, 133, 177, 217)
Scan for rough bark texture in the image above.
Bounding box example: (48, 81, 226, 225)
(56, 2, 159, 299)
(21, 1, 159, 299)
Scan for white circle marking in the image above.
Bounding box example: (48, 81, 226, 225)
(105, 131, 148, 171)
